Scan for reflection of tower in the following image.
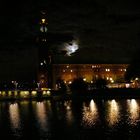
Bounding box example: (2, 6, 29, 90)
(37, 11, 52, 89)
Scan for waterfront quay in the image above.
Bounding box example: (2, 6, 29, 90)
(0, 90, 52, 101)
(1, 88, 140, 101)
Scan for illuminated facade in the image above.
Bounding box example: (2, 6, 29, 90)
(52, 64, 128, 88)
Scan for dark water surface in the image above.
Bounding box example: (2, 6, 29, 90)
(0, 99, 140, 140)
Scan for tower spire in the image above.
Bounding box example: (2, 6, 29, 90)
(37, 11, 52, 89)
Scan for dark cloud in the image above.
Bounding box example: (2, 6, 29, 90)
(0, 0, 140, 63)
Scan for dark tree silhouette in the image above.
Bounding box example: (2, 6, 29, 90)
(125, 63, 140, 81)
(125, 47, 140, 81)
(94, 78, 108, 89)
(69, 78, 88, 93)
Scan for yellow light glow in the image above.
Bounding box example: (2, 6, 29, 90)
(42, 90, 51, 96)
(106, 69, 110, 72)
(110, 78, 113, 81)
(125, 83, 130, 88)
(9, 103, 20, 129)
(47, 90, 51, 95)
(83, 78, 86, 81)
(127, 99, 139, 125)
(8, 91, 12, 96)
(2, 91, 6, 96)
(82, 100, 98, 127)
(24, 91, 29, 95)
(64, 101, 73, 125)
(36, 102, 47, 130)
(32, 91, 37, 96)
(135, 77, 139, 80)
(14, 91, 18, 96)
(41, 88, 48, 91)
(41, 18, 46, 23)
(20, 91, 29, 97)
(111, 80, 114, 83)
(107, 100, 120, 126)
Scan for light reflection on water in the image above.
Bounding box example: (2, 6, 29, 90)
(106, 99, 120, 126)
(9, 103, 20, 129)
(64, 101, 74, 125)
(36, 101, 47, 130)
(82, 99, 99, 127)
(127, 99, 140, 125)
(1, 99, 140, 139)
(9, 102, 22, 138)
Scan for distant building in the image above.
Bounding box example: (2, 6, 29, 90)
(52, 64, 129, 88)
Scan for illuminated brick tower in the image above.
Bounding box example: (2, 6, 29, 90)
(37, 11, 52, 89)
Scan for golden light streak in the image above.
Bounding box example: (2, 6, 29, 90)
(64, 101, 73, 125)
(107, 100, 120, 126)
(36, 102, 47, 130)
(127, 99, 140, 125)
(9, 103, 20, 129)
(82, 100, 98, 127)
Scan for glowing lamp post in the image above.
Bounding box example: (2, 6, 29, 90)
(37, 83, 40, 90)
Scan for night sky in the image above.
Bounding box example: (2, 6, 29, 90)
(0, 0, 140, 80)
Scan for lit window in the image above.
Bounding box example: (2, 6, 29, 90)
(44, 60, 46, 64)
(135, 77, 139, 80)
(110, 77, 113, 81)
(111, 80, 114, 83)
(41, 75, 44, 78)
(42, 39, 46, 42)
(40, 26, 47, 32)
(126, 83, 130, 88)
(83, 78, 86, 81)
(106, 69, 110, 72)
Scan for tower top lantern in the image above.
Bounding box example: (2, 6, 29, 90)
(40, 10, 48, 25)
